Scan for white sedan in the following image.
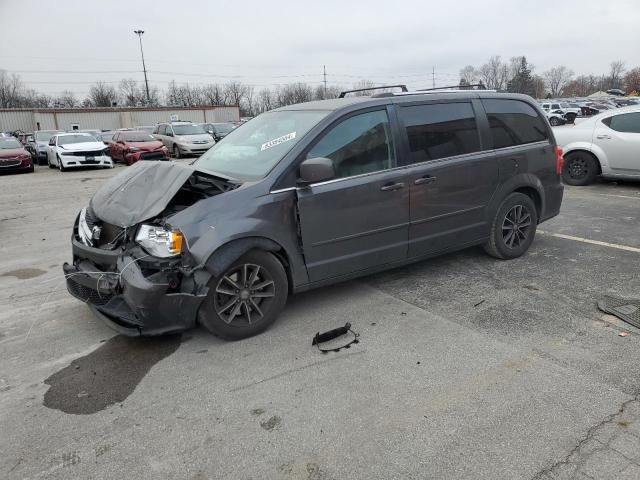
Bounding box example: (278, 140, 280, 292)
(553, 105, 640, 185)
(46, 132, 113, 171)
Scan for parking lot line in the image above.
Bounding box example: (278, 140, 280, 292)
(538, 230, 640, 254)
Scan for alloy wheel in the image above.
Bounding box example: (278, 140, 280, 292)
(501, 204, 532, 249)
(567, 156, 588, 180)
(213, 263, 275, 326)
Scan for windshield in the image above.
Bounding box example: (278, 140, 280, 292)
(34, 131, 61, 142)
(0, 139, 22, 149)
(195, 110, 328, 181)
(123, 132, 156, 142)
(213, 123, 235, 134)
(58, 134, 96, 145)
(173, 124, 206, 135)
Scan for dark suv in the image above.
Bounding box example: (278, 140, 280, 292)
(63, 88, 564, 339)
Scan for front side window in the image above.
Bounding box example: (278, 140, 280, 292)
(306, 110, 395, 179)
(602, 113, 640, 133)
(399, 103, 480, 163)
(483, 99, 549, 149)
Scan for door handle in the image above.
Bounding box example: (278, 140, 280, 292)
(596, 134, 611, 139)
(380, 182, 405, 192)
(414, 175, 437, 185)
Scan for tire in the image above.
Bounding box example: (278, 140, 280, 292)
(562, 151, 598, 186)
(198, 250, 288, 340)
(565, 113, 576, 123)
(549, 116, 560, 126)
(483, 192, 538, 260)
(58, 155, 65, 172)
(48, 156, 55, 169)
(173, 144, 181, 159)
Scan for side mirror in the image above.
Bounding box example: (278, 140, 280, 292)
(27, 136, 33, 142)
(49, 139, 56, 146)
(298, 157, 335, 186)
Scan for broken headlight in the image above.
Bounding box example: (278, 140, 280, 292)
(135, 225, 184, 258)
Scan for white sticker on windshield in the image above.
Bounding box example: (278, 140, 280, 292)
(261, 132, 296, 151)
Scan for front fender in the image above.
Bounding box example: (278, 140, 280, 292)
(563, 141, 608, 173)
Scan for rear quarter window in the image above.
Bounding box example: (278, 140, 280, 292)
(482, 99, 549, 149)
(602, 112, 640, 133)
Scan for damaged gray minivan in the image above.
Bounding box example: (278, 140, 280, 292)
(64, 88, 564, 339)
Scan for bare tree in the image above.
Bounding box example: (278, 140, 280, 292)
(88, 82, 118, 107)
(459, 65, 478, 85)
(351, 79, 376, 96)
(478, 56, 507, 90)
(224, 81, 247, 106)
(532, 75, 546, 99)
(241, 85, 256, 116)
(543, 66, 574, 97)
(0, 70, 25, 107)
(119, 78, 140, 106)
(624, 67, 640, 94)
(202, 84, 225, 105)
(608, 61, 626, 89)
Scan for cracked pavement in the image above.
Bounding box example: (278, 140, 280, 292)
(1, 166, 640, 479)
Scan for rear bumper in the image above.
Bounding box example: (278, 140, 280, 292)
(64, 236, 206, 336)
(541, 182, 564, 222)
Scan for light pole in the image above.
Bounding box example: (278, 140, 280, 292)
(134, 29, 150, 104)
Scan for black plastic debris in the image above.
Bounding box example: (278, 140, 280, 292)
(312, 322, 359, 353)
(598, 296, 640, 329)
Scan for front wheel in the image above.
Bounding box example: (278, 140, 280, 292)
(173, 144, 181, 159)
(562, 151, 598, 186)
(58, 156, 65, 172)
(483, 193, 538, 260)
(198, 250, 288, 340)
(549, 116, 560, 126)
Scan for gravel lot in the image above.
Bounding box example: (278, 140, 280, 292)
(1, 163, 639, 480)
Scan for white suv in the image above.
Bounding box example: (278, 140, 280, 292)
(153, 122, 215, 158)
(540, 102, 581, 122)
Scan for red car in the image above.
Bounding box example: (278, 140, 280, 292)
(109, 130, 169, 165)
(0, 137, 34, 173)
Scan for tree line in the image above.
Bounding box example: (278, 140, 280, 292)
(2, 57, 639, 115)
(458, 56, 640, 98)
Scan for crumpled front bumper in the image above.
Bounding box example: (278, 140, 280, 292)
(63, 236, 207, 336)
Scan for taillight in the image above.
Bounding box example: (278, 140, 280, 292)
(555, 146, 564, 175)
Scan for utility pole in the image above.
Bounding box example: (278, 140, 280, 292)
(432, 66, 435, 89)
(323, 65, 327, 99)
(134, 30, 150, 104)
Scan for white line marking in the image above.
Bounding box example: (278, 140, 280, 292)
(538, 230, 640, 253)
(568, 192, 640, 201)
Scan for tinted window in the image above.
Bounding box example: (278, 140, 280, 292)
(483, 99, 549, 148)
(306, 110, 395, 179)
(399, 103, 480, 163)
(602, 113, 640, 133)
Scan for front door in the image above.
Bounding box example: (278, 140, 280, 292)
(296, 109, 410, 282)
(595, 112, 640, 174)
(396, 101, 499, 258)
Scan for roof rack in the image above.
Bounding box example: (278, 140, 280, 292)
(416, 84, 488, 92)
(339, 84, 408, 98)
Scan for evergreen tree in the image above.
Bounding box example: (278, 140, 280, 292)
(507, 57, 535, 96)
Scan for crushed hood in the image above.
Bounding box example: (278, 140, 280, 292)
(90, 161, 194, 227)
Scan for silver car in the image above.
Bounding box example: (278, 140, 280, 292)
(152, 122, 215, 158)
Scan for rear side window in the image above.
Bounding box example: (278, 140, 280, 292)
(399, 102, 480, 163)
(306, 110, 395, 179)
(483, 99, 549, 149)
(602, 113, 640, 133)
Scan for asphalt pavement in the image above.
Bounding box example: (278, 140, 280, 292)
(1, 164, 639, 480)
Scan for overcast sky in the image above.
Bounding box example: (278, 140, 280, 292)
(1, 0, 638, 98)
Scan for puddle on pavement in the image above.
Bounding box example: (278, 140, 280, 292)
(1, 268, 47, 280)
(43, 334, 181, 415)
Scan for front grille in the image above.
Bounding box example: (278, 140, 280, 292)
(0, 159, 21, 167)
(64, 150, 104, 157)
(67, 277, 113, 305)
(140, 151, 166, 160)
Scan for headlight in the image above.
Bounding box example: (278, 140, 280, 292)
(135, 224, 184, 257)
(129, 146, 140, 152)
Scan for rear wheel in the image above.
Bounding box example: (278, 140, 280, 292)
(565, 112, 576, 123)
(562, 151, 598, 186)
(198, 250, 288, 340)
(484, 193, 538, 260)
